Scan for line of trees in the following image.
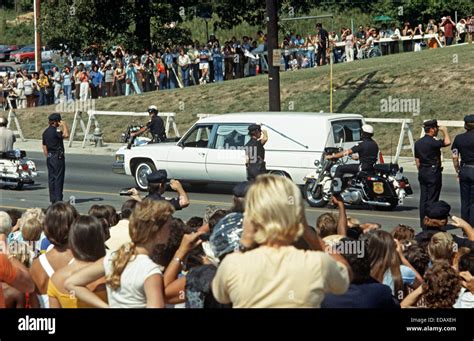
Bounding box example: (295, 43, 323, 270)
(6, 0, 472, 53)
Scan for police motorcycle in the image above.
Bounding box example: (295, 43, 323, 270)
(303, 147, 412, 211)
(121, 124, 151, 147)
(0, 149, 37, 190)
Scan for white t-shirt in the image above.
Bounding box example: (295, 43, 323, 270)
(24, 80, 33, 95)
(104, 252, 162, 308)
(454, 288, 474, 308)
(345, 34, 353, 48)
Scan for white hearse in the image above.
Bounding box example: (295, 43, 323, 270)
(113, 112, 365, 190)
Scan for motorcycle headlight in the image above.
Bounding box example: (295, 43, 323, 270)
(115, 154, 124, 163)
(314, 160, 320, 167)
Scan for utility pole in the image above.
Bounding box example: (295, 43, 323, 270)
(34, 0, 42, 72)
(266, 0, 281, 111)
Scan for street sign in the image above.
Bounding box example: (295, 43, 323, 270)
(272, 49, 281, 67)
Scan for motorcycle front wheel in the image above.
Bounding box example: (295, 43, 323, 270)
(304, 180, 329, 207)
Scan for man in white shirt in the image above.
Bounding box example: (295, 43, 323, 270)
(0, 117, 16, 153)
(178, 49, 191, 87)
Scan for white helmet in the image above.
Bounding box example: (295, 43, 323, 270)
(362, 124, 374, 134)
(147, 105, 158, 114)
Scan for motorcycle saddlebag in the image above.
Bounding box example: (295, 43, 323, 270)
(364, 177, 396, 198)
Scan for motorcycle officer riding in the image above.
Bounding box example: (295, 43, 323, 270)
(325, 124, 379, 193)
(128, 105, 166, 148)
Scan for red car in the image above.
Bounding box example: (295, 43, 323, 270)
(15, 46, 35, 64)
(10, 46, 35, 64)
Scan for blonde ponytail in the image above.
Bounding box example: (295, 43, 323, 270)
(107, 242, 137, 290)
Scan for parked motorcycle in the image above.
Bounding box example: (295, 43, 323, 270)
(303, 147, 412, 210)
(0, 150, 37, 190)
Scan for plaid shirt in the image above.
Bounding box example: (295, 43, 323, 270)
(468, 22, 474, 33)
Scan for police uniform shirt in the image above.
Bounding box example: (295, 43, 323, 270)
(42, 126, 64, 152)
(145, 192, 182, 210)
(451, 131, 474, 165)
(245, 138, 265, 164)
(351, 138, 378, 166)
(147, 116, 165, 137)
(414, 135, 445, 166)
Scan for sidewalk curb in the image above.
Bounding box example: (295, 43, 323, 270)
(14, 139, 123, 156)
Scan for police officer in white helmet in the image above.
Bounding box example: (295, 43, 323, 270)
(130, 105, 167, 146)
(325, 124, 379, 194)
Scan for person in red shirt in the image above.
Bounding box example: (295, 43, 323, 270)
(0, 253, 34, 308)
(441, 16, 456, 46)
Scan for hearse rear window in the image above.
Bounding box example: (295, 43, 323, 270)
(332, 120, 362, 143)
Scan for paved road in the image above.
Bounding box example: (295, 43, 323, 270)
(0, 152, 463, 233)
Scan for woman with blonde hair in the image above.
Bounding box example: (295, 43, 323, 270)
(212, 174, 351, 308)
(65, 200, 174, 308)
(427, 232, 455, 265)
(8, 208, 45, 251)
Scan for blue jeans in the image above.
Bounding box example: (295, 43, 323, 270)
(214, 58, 223, 82)
(39, 88, 47, 106)
(125, 80, 141, 96)
(63, 85, 72, 102)
(308, 50, 315, 67)
(181, 67, 189, 87)
(159, 73, 167, 90)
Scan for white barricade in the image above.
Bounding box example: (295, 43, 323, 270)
(5, 97, 25, 141)
(68, 110, 180, 148)
(365, 118, 415, 163)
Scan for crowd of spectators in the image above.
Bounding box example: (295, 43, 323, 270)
(0, 15, 472, 110)
(1, 174, 474, 309)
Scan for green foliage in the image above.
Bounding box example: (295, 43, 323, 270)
(3, 0, 474, 51)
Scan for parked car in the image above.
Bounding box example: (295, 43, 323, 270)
(0, 65, 15, 79)
(14, 46, 35, 64)
(113, 112, 365, 190)
(0, 47, 15, 62)
(9, 45, 34, 62)
(22, 62, 59, 75)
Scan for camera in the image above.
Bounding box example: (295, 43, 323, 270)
(119, 188, 132, 196)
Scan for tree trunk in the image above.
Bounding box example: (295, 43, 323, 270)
(135, 0, 151, 50)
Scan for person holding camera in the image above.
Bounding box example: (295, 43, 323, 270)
(128, 169, 189, 211)
(42, 113, 69, 204)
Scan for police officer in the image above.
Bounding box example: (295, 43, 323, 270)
(129, 169, 189, 211)
(129, 105, 166, 148)
(326, 124, 379, 193)
(415, 119, 450, 228)
(245, 124, 268, 181)
(42, 113, 69, 204)
(451, 115, 474, 226)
